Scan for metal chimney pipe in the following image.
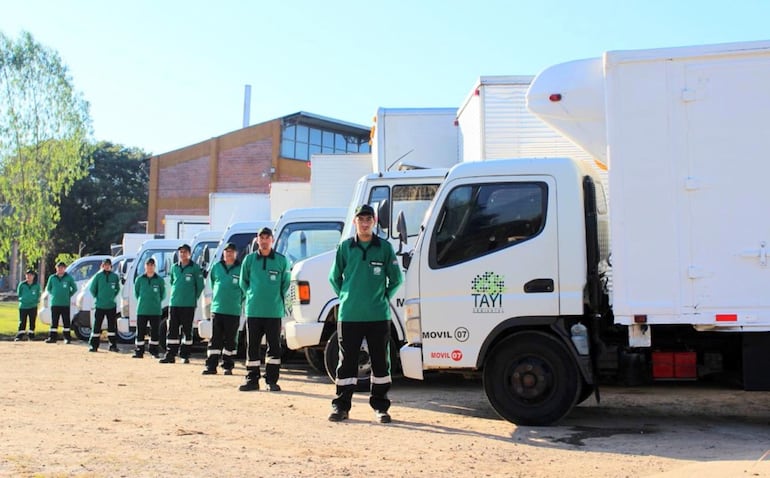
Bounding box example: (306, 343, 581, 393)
(242, 84, 252, 128)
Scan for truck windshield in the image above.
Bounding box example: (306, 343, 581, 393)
(274, 221, 344, 265)
(135, 249, 177, 279)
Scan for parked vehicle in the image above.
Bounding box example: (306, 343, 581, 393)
(38, 255, 112, 341)
(284, 169, 447, 382)
(72, 253, 136, 342)
(399, 40, 770, 426)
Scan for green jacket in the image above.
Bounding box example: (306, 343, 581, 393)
(134, 273, 166, 316)
(239, 249, 289, 319)
(46, 273, 78, 307)
(88, 269, 120, 309)
(329, 235, 403, 322)
(209, 259, 243, 317)
(169, 261, 204, 307)
(17, 281, 41, 309)
(134, 274, 166, 315)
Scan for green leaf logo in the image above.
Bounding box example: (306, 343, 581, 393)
(471, 272, 506, 295)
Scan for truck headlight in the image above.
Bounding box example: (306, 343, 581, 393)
(404, 298, 422, 344)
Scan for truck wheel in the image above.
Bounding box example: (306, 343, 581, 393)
(72, 313, 92, 342)
(304, 347, 326, 374)
(483, 331, 581, 426)
(324, 331, 371, 393)
(116, 327, 136, 344)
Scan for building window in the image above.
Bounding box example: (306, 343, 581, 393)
(280, 121, 370, 161)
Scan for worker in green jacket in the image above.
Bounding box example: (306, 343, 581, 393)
(202, 242, 243, 375)
(160, 243, 204, 364)
(16, 269, 41, 341)
(133, 257, 166, 359)
(327, 204, 403, 424)
(87, 258, 121, 352)
(45, 261, 78, 344)
(238, 227, 289, 392)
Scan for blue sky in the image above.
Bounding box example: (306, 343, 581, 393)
(2, 0, 768, 155)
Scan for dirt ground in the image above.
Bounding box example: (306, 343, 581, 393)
(1, 340, 770, 478)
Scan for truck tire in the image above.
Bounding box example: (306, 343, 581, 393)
(324, 331, 371, 393)
(483, 331, 581, 426)
(116, 327, 136, 344)
(72, 312, 92, 342)
(304, 347, 326, 374)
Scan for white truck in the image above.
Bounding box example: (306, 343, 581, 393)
(285, 169, 448, 381)
(399, 40, 770, 426)
(163, 214, 209, 240)
(38, 255, 112, 341)
(197, 208, 347, 350)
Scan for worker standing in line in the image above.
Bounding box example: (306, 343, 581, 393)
(45, 261, 78, 344)
(160, 244, 204, 364)
(202, 242, 243, 375)
(133, 257, 166, 358)
(238, 227, 289, 391)
(88, 258, 121, 352)
(15, 269, 41, 341)
(327, 204, 403, 423)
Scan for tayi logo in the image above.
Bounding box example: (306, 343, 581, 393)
(429, 349, 464, 362)
(471, 272, 505, 313)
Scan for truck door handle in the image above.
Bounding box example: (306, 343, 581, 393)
(524, 278, 554, 293)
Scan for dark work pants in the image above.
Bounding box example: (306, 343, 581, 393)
(166, 306, 195, 359)
(135, 314, 162, 356)
(206, 313, 240, 371)
(245, 317, 282, 384)
(90, 307, 117, 349)
(50, 305, 71, 339)
(332, 320, 392, 413)
(17, 308, 37, 336)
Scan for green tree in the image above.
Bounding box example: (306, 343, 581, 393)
(51, 142, 149, 259)
(0, 31, 91, 268)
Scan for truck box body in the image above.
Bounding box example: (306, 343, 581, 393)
(163, 215, 209, 241)
(370, 107, 459, 172)
(309, 153, 373, 208)
(208, 193, 270, 232)
(529, 40, 770, 330)
(457, 76, 598, 171)
(270, 182, 312, 220)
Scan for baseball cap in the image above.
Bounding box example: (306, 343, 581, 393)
(355, 204, 375, 217)
(178, 243, 191, 252)
(224, 242, 237, 251)
(258, 227, 273, 237)
(102, 258, 112, 265)
(56, 261, 66, 267)
(25, 268, 35, 275)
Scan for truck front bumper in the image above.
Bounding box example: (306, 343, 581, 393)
(284, 320, 324, 350)
(399, 344, 424, 380)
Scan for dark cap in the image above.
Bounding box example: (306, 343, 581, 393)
(178, 243, 191, 252)
(102, 258, 112, 265)
(25, 268, 35, 275)
(56, 261, 66, 267)
(355, 204, 375, 217)
(145, 257, 156, 265)
(224, 242, 237, 251)
(258, 227, 273, 237)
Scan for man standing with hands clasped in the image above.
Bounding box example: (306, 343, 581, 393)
(160, 243, 204, 364)
(88, 258, 121, 352)
(45, 261, 78, 344)
(202, 242, 243, 376)
(238, 227, 289, 392)
(327, 204, 402, 423)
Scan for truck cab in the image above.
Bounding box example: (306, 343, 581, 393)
(284, 169, 446, 379)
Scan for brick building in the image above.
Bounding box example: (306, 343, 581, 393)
(147, 112, 370, 233)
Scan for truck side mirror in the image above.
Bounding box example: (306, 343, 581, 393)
(395, 211, 412, 269)
(378, 199, 391, 230)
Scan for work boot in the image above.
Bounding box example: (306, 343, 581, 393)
(109, 344, 119, 352)
(238, 376, 259, 391)
(375, 410, 392, 424)
(63, 332, 72, 344)
(266, 383, 281, 392)
(328, 407, 349, 422)
(148, 345, 159, 359)
(223, 369, 233, 376)
(28, 331, 35, 341)
(202, 368, 217, 375)
(159, 355, 175, 364)
(45, 332, 57, 344)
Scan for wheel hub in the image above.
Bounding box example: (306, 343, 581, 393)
(510, 360, 549, 399)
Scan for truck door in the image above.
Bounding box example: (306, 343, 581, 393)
(418, 176, 559, 368)
(684, 58, 770, 324)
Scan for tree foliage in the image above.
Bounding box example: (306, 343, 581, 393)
(0, 30, 91, 265)
(51, 142, 149, 259)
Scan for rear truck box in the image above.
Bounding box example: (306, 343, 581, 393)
(208, 192, 270, 232)
(399, 39, 770, 426)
